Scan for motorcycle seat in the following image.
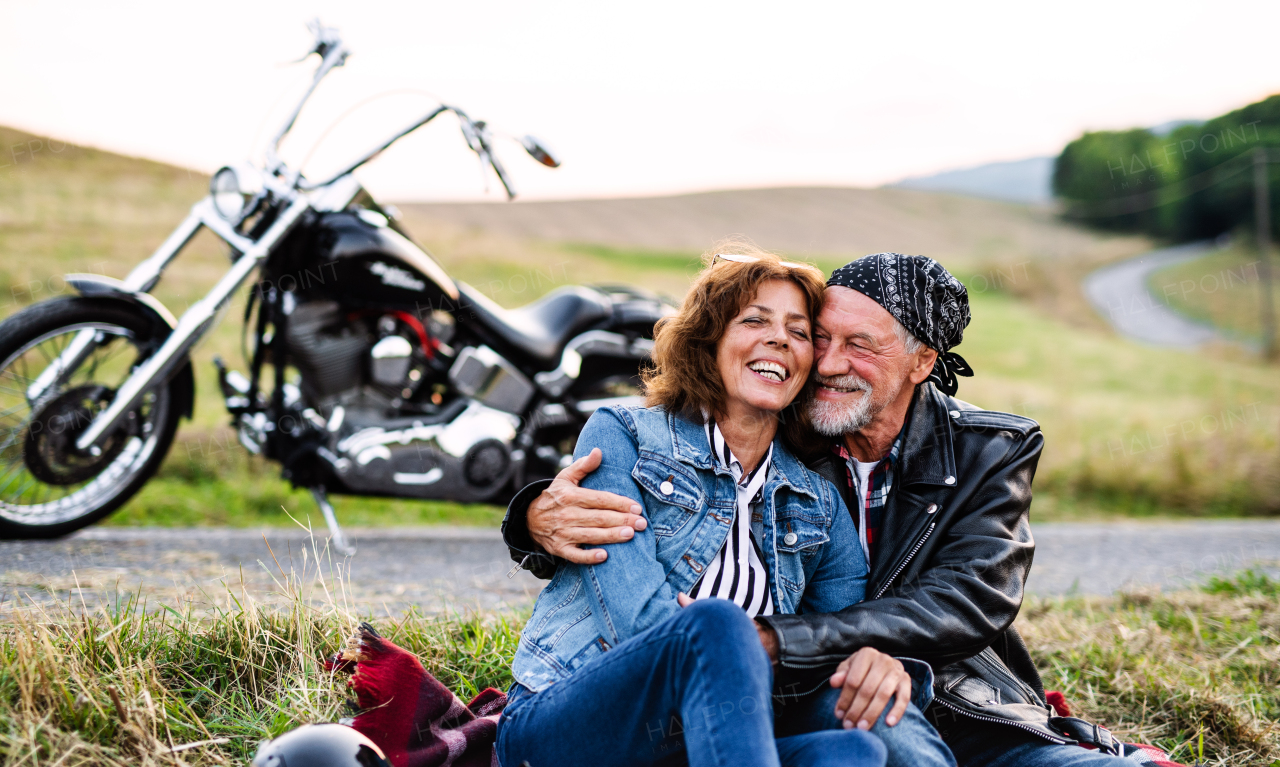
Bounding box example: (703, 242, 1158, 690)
(456, 283, 613, 366)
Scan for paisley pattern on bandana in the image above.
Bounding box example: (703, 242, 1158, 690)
(827, 253, 974, 395)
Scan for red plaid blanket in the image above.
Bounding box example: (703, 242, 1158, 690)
(328, 623, 506, 767)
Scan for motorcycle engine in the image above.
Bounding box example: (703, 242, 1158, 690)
(285, 300, 370, 400)
(285, 301, 454, 407)
(282, 299, 517, 501)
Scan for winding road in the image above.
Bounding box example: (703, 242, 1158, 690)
(1081, 241, 1245, 348)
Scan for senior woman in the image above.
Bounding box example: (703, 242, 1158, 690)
(496, 247, 893, 767)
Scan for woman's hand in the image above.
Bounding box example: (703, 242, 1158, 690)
(830, 647, 912, 730)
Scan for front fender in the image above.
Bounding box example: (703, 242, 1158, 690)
(65, 274, 195, 419)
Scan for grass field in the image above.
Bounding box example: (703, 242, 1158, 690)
(2, 566, 1276, 766)
(2, 123, 1279, 528)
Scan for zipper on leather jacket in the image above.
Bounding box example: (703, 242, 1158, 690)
(507, 554, 531, 578)
(874, 522, 935, 599)
(932, 697, 1070, 745)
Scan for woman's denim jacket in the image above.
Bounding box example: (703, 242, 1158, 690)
(510, 405, 868, 694)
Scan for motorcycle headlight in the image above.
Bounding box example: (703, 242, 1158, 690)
(210, 165, 263, 221)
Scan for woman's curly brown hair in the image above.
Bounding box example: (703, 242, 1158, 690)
(643, 238, 826, 440)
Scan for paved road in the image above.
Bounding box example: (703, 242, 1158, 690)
(1023, 520, 1279, 595)
(0, 527, 545, 617)
(3, 521, 1278, 616)
(1081, 241, 1243, 348)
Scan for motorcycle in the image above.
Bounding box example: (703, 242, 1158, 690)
(0, 21, 672, 551)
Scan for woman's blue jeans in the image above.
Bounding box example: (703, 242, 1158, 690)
(496, 599, 886, 767)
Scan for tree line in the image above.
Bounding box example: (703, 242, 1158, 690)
(1053, 95, 1280, 241)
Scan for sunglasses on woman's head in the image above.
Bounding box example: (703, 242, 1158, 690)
(711, 253, 822, 274)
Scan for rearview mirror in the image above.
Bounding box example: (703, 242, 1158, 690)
(521, 136, 560, 168)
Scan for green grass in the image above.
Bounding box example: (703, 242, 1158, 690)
(562, 242, 704, 273)
(95, 430, 503, 528)
(114, 477, 502, 529)
(3, 564, 1276, 765)
(1203, 568, 1280, 598)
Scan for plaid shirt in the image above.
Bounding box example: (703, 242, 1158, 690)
(832, 431, 903, 566)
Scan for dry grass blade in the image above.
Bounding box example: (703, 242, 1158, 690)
(166, 738, 230, 754)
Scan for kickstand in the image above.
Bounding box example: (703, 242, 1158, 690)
(311, 486, 356, 557)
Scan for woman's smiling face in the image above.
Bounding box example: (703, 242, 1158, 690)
(715, 278, 814, 421)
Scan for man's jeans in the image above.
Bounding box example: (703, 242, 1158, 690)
(496, 599, 886, 767)
(934, 710, 1136, 766)
(776, 684, 956, 767)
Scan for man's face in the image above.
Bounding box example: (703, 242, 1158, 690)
(809, 286, 922, 436)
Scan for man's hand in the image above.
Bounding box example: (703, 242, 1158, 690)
(756, 621, 779, 663)
(528, 448, 646, 565)
(830, 647, 912, 730)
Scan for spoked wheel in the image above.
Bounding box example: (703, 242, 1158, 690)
(0, 298, 186, 538)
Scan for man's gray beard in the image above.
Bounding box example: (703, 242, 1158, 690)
(808, 374, 877, 436)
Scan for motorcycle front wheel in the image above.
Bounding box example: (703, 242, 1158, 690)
(0, 297, 185, 539)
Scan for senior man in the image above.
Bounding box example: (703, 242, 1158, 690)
(504, 254, 1140, 766)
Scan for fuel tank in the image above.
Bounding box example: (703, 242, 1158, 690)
(304, 208, 459, 312)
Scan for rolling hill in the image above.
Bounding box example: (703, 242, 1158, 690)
(890, 156, 1055, 204)
(399, 184, 1125, 272)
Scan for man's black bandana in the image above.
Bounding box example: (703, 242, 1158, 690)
(827, 253, 973, 396)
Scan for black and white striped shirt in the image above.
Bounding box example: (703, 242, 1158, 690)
(687, 421, 775, 617)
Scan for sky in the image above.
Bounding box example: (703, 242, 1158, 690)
(2, 0, 1279, 202)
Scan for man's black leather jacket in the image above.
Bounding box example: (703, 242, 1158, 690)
(503, 383, 1110, 749)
